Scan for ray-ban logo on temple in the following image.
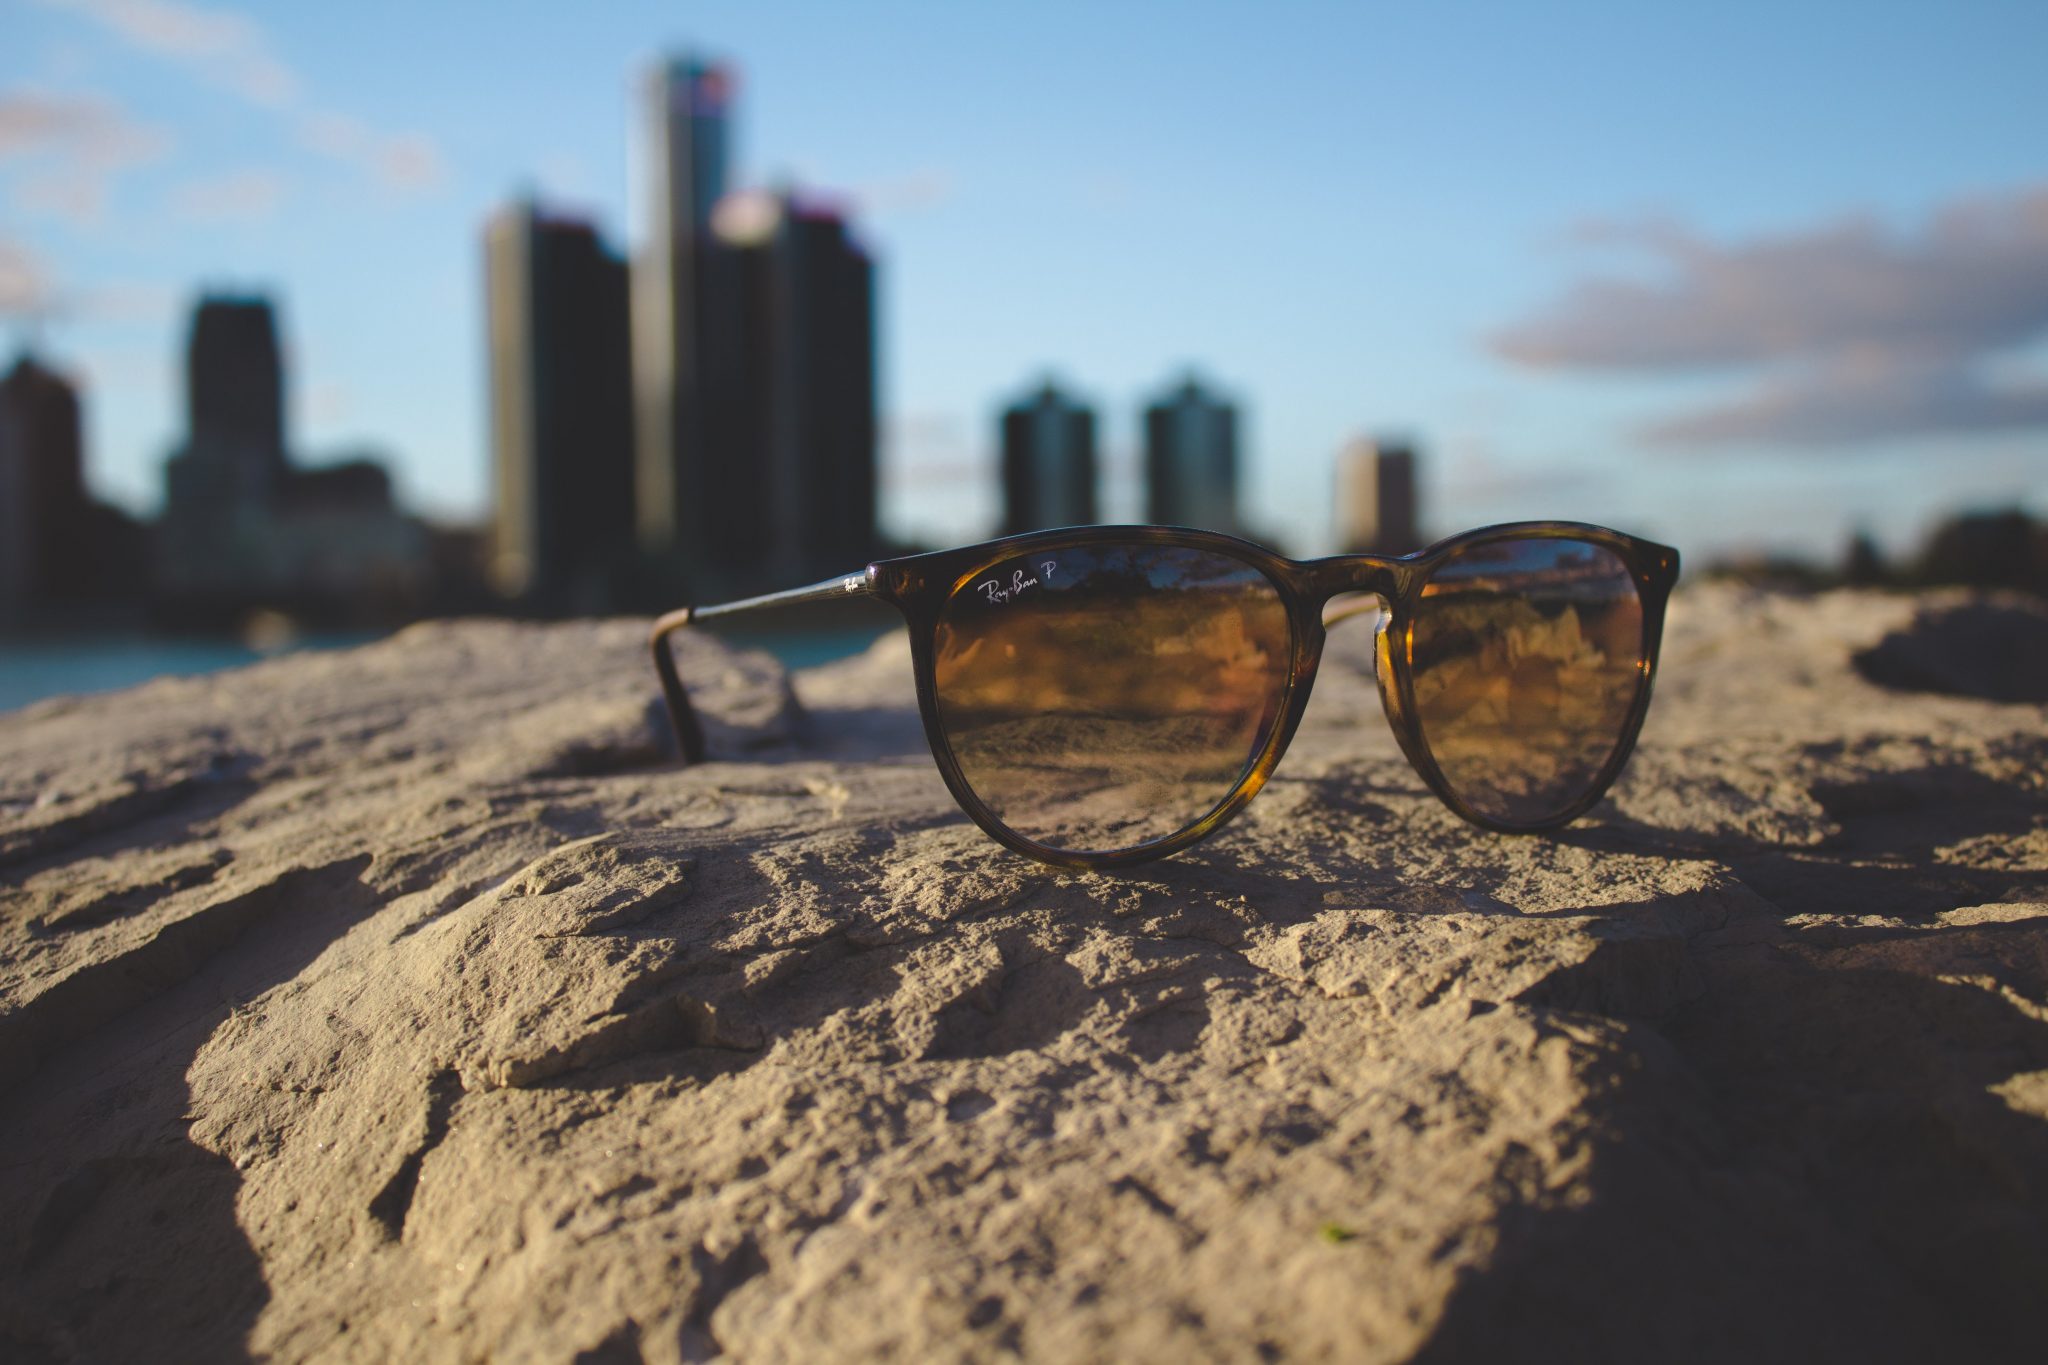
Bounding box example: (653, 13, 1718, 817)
(977, 560, 1058, 606)
(650, 523, 1678, 870)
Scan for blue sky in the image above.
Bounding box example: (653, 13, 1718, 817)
(3, 0, 2044, 562)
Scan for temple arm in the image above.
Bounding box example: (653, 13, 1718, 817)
(650, 568, 875, 763)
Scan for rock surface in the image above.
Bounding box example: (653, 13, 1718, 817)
(1, 588, 2045, 1362)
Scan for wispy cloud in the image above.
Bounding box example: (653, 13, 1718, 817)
(0, 89, 164, 160)
(0, 89, 171, 224)
(34, 0, 296, 105)
(848, 168, 955, 220)
(0, 236, 56, 314)
(296, 113, 442, 191)
(28, 0, 444, 194)
(0, 230, 175, 321)
(1441, 439, 1602, 501)
(169, 165, 283, 221)
(1490, 184, 2048, 447)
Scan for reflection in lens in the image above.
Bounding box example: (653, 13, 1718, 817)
(1409, 537, 1645, 824)
(933, 544, 1292, 854)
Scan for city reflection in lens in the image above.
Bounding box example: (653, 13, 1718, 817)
(933, 544, 1292, 854)
(1409, 538, 1644, 824)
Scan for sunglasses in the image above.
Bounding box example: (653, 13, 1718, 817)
(651, 522, 1678, 869)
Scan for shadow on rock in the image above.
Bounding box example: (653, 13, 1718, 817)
(1852, 597, 2048, 704)
(1566, 757, 2048, 922)
(1414, 901, 2048, 1363)
(0, 859, 388, 1363)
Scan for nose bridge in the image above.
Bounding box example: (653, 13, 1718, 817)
(1304, 553, 1405, 604)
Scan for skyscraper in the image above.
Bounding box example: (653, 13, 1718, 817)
(0, 353, 90, 620)
(158, 292, 426, 616)
(1000, 380, 1098, 534)
(1335, 437, 1420, 555)
(712, 189, 877, 583)
(159, 296, 289, 598)
(486, 200, 635, 604)
(166, 297, 287, 511)
(629, 54, 879, 595)
(1144, 373, 1239, 531)
(631, 56, 734, 564)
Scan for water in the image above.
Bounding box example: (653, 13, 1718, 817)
(695, 621, 896, 671)
(0, 622, 897, 715)
(0, 636, 378, 714)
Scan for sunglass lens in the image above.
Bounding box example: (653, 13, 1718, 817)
(933, 544, 1292, 854)
(1409, 537, 1646, 824)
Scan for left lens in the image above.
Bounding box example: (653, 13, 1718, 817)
(1407, 535, 1646, 825)
(931, 542, 1292, 855)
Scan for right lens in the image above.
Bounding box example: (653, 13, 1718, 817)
(931, 542, 1293, 854)
(1408, 535, 1646, 825)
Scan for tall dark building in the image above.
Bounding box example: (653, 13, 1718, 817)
(181, 297, 287, 501)
(0, 353, 91, 619)
(1000, 380, 1097, 535)
(160, 296, 287, 596)
(0, 352, 148, 624)
(631, 56, 734, 564)
(712, 190, 877, 583)
(486, 201, 636, 604)
(629, 55, 879, 595)
(1335, 437, 1419, 554)
(157, 291, 427, 616)
(1144, 373, 1239, 531)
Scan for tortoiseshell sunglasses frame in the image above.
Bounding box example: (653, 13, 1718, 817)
(652, 521, 1680, 870)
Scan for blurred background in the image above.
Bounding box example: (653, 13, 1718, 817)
(1, 0, 2043, 707)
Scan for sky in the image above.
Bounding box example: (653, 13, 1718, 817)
(2, 0, 2044, 564)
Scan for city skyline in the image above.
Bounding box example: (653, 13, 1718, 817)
(2, 0, 2044, 565)
(623, 55, 879, 595)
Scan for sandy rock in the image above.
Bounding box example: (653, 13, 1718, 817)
(2, 590, 2045, 1362)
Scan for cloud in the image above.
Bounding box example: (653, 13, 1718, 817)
(0, 89, 165, 160)
(1490, 184, 2048, 447)
(0, 232, 175, 321)
(32, 0, 296, 105)
(848, 168, 955, 220)
(68, 278, 179, 320)
(169, 165, 283, 220)
(0, 237, 57, 314)
(0, 89, 171, 223)
(1441, 439, 1603, 502)
(30, 0, 442, 195)
(296, 113, 443, 191)
(1641, 345, 2048, 445)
